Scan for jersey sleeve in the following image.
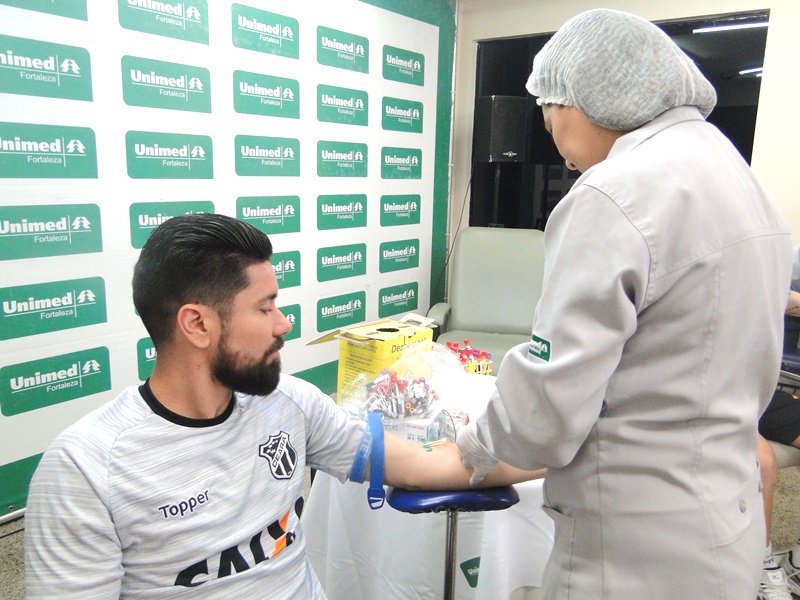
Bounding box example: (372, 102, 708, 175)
(474, 183, 650, 469)
(24, 431, 124, 599)
(282, 376, 366, 483)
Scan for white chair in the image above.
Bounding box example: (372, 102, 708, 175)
(428, 227, 546, 365)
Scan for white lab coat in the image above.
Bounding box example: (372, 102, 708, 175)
(474, 106, 792, 599)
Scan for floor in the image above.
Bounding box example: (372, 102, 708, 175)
(4, 468, 800, 599)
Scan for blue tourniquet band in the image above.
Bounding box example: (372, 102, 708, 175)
(349, 424, 372, 484)
(368, 411, 385, 509)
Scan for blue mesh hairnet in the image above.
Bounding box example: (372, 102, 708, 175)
(526, 9, 717, 131)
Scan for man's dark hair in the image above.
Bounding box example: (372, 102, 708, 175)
(133, 213, 273, 347)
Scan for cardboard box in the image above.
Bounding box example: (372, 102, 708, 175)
(309, 313, 434, 397)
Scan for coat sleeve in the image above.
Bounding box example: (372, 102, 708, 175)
(474, 184, 651, 469)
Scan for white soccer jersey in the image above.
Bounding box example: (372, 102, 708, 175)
(25, 374, 366, 599)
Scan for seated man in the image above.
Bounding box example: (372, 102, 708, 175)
(24, 214, 541, 599)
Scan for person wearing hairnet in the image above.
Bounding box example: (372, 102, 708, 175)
(456, 9, 792, 600)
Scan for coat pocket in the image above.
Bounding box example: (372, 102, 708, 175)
(705, 467, 761, 547)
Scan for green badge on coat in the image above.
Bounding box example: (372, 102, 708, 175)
(529, 334, 551, 362)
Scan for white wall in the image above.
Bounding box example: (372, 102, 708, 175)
(452, 0, 800, 244)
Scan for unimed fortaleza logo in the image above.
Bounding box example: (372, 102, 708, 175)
(382, 146, 421, 180)
(0, 347, 112, 417)
(316, 291, 365, 332)
(0, 34, 92, 101)
(235, 135, 299, 177)
(0, 203, 102, 260)
(232, 4, 299, 59)
(137, 337, 156, 381)
(0, 0, 88, 20)
(383, 44, 424, 86)
(237, 196, 300, 235)
(126, 131, 213, 179)
(122, 55, 210, 113)
(317, 84, 368, 126)
(129, 200, 214, 248)
(382, 97, 423, 134)
(0, 121, 97, 178)
(317, 141, 367, 178)
(317, 26, 368, 73)
(233, 70, 299, 119)
(317, 194, 366, 230)
(381, 194, 420, 227)
(378, 282, 418, 318)
(379, 239, 419, 273)
(118, 0, 209, 45)
(279, 304, 300, 341)
(0, 277, 107, 340)
(317, 243, 366, 282)
(271, 251, 300, 289)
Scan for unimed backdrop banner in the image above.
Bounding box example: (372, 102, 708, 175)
(0, 0, 455, 517)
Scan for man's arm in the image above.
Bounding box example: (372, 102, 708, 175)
(378, 431, 544, 491)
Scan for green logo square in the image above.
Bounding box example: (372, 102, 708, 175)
(231, 4, 299, 59)
(317, 292, 366, 332)
(0, 35, 92, 101)
(272, 251, 301, 289)
(317, 84, 368, 126)
(126, 130, 213, 179)
(279, 304, 301, 341)
(317, 243, 366, 282)
(0, 347, 112, 416)
(235, 135, 299, 177)
(382, 96, 423, 133)
(237, 196, 300, 235)
(122, 55, 210, 113)
(317, 141, 367, 177)
(317, 26, 368, 73)
(0, 0, 87, 20)
(137, 337, 156, 382)
(529, 334, 551, 362)
(0, 121, 97, 178)
(378, 282, 418, 318)
(380, 194, 420, 227)
(381, 146, 421, 179)
(233, 71, 299, 119)
(317, 194, 366, 230)
(379, 239, 419, 273)
(383, 45, 424, 86)
(0, 203, 102, 260)
(118, 0, 208, 44)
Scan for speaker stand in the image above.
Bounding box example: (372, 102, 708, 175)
(488, 162, 504, 227)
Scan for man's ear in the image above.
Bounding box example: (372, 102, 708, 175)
(176, 303, 218, 349)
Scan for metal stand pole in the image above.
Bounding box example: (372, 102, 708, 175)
(444, 509, 459, 600)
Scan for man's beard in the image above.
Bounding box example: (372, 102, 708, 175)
(212, 334, 284, 397)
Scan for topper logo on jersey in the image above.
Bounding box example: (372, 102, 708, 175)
(231, 6, 299, 59)
(119, 0, 209, 45)
(383, 45, 425, 86)
(0, 203, 102, 260)
(0, 35, 92, 101)
(258, 432, 297, 480)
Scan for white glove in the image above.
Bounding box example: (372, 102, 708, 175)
(456, 420, 499, 486)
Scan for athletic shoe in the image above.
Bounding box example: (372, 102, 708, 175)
(779, 550, 800, 597)
(757, 566, 792, 600)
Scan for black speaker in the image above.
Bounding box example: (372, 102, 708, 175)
(473, 95, 527, 163)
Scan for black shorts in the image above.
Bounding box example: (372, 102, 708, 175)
(759, 389, 800, 446)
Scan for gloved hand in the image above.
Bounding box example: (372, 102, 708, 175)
(456, 420, 499, 486)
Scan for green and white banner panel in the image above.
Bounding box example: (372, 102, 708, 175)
(0, 0, 455, 518)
